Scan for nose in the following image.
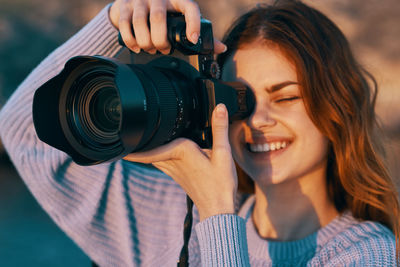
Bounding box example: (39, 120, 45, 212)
(247, 102, 277, 129)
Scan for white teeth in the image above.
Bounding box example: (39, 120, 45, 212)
(276, 142, 281, 149)
(263, 143, 269, 151)
(270, 143, 276, 151)
(256, 144, 263, 152)
(249, 141, 289, 153)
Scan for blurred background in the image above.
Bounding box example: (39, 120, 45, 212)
(0, 0, 399, 266)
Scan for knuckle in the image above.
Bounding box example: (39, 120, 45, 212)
(180, 138, 193, 147)
(152, 39, 170, 51)
(150, 31, 168, 46)
(178, 138, 198, 151)
(150, 9, 166, 24)
(188, 1, 199, 11)
(119, 8, 130, 20)
(119, 17, 130, 28)
(184, 0, 199, 13)
(213, 144, 231, 156)
(133, 33, 152, 49)
(132, 12, 147, 26)
(121, 0, 131, 8)
(132, 4, 148, 22)
(213, 124, 228, 132)
(170, 142, 185, 160)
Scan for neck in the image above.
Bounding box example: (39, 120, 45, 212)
(251, 172, 338, 241)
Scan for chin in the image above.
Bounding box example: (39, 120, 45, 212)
(240, 162, 296, 187)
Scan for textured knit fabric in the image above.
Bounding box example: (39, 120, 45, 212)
(0, 4, 396, 267)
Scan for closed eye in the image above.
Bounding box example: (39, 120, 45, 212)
(275, 96, 300, 103)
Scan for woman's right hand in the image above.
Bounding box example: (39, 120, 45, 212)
(109, 0, 226, 55)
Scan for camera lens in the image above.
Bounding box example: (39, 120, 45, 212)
(89, 85, 121, 135)
(69, 67, 121, 147)
(53, 56, 199, 164)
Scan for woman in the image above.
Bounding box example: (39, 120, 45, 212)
(0, 0, 398, 266)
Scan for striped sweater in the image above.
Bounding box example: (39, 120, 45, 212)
(0, 4, 396, 267)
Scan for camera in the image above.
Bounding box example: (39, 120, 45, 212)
(32, 14, 255, 165)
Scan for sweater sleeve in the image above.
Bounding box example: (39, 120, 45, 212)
(195, 214, 250, 266)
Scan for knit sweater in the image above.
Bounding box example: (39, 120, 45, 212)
(0, 4, 396, 267)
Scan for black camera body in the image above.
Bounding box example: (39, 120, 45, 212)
(33, 14, 255, 165)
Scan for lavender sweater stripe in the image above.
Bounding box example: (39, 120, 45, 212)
(0, 4, 396, 267)
(195, 214, 250, 266)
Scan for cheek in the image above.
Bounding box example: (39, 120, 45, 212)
(297, 112, 324, 140)
(295, 113, 329, 159)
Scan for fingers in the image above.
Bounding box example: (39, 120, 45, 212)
(118, 0, 169, 54)
(109, 0, 121, 29)
(124, 141, 178, 163)
(170, 0, 227, 51)
(133, 1, 157, 54)
(118, 0, 140, 53)
(116, 0, 222, 54)
(149, 0, 171, 54)
(168, 0, 201, 44)
(211, 104, 231, 164)
(214, 39, 227, 54)
(181, 1, 201, 44)
(123, 138, 200, 163)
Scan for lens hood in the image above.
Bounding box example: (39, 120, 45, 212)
(33, 55, 149, 165)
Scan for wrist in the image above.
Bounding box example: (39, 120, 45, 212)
(198, 201, 236, 221)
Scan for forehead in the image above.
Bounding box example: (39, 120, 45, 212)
(221, 42, 298, 86)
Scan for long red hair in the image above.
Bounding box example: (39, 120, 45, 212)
(218, 0, 400, 258)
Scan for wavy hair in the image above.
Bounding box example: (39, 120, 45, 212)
(218, 0, 400, 257)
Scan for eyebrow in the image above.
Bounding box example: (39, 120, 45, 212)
(266, 81, 299, 93)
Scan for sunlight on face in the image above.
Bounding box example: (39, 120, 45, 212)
(223, 42, 329, 188)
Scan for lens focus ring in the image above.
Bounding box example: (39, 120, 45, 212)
(135, 65, 179, 150)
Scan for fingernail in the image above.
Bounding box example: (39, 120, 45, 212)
(132, 47, 140, 54)
(190, 32, 199, 44)
(161, 48, 171, 55)
(222, 44, 227, 53)
(216, 104, 226, 118)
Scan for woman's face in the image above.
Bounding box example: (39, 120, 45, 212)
(223, 43, 329, 188)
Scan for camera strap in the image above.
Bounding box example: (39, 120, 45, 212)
(90, 196, 193, 267)
(177, 195, 194, 267)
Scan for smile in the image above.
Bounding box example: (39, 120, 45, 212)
(247, 141, 288, 152)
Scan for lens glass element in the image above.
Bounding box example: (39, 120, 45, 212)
(89, 87, 121, 133)
(68, 66, 122, 147)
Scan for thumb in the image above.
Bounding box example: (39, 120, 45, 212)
(214, 39, 227, 55)
(211, 104, 231, 162)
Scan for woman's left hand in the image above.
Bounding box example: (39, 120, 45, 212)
(124, 104, 237, 221)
